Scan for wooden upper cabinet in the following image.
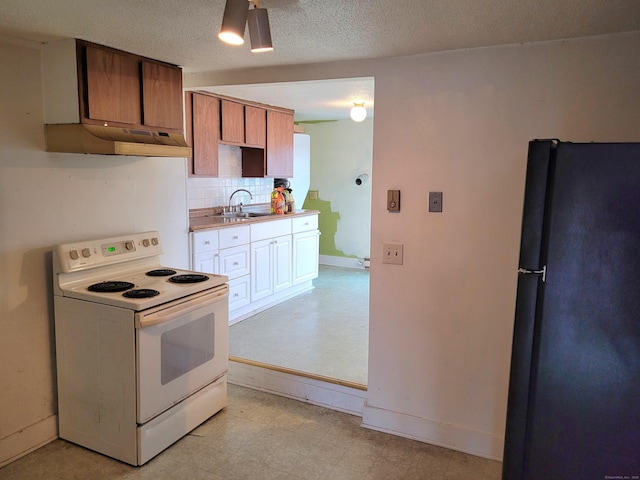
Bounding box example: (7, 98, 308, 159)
(79, 40, 183, 133)
(266, 110, 294, 177)
(221, 100, 245, 144)
(85, 45, 141, 125)
(192, 93, 220, 176)
(142, 61, 183, 131)
(245, 105, 266, 148)
(186, 90, 293, 178)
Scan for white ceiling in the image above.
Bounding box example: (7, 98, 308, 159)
(1, 0, 639, 121)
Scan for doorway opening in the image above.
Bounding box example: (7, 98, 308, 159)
(209, 77, 374, 389)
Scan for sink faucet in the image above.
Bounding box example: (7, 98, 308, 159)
(228, 189, 253, 212)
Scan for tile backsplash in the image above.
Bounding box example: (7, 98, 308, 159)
(187, 144, 274, 209)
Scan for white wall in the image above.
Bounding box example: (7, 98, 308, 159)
(0, 39, 190, 465)
(186, 31, 640, 459)
(364, 33, 640, 459)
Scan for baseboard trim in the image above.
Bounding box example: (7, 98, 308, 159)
(0, 415, 58, 468)
(361, 402, 504, 461)
(319, 255, 367, 269)
(228, 358, 367, 416)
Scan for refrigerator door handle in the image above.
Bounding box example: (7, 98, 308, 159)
(518, 265, 546, 282)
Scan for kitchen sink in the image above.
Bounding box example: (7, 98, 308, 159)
(211, 212, 273, 219)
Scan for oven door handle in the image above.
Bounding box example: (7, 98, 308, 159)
(137, 285, 229, 328)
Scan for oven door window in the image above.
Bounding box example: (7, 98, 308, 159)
(161, 314, 214, 385)
(136, 286, 229, 424)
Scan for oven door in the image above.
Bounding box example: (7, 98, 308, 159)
(135, 284, 229, 424)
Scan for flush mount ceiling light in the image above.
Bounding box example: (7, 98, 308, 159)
(218, 0, 273, 52)
(350, 102, 367, 122)
(218, 0, 249, 46)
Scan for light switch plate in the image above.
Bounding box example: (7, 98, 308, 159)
(429, 192, 443, 212)
(383, 243, 403, 265)
(387, 190, 401, 211)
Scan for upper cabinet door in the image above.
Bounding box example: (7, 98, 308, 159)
(221, 100, 245, 144)
(266, 110, 294, 177)
(85, 45, 141, 125)
(80, 41, 183, 133)
(192, 93, 220, 176)
(245, 106, 266, 148)
(142, 61, 183, 131)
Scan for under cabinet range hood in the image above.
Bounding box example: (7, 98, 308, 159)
(45, 124, 191, 157)
(42, 39, 192, 158)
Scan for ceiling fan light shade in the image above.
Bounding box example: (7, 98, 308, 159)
(350, 103, 367, 122)
(218, 0, 249, 45)
(248, 7, 273, 52)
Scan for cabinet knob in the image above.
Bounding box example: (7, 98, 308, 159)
(233, 235, 239, 239)
(234, 261, 239, 265)
(204, 240, 210, 245)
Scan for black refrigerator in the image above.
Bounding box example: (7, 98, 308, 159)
(502, 140, 640, 480)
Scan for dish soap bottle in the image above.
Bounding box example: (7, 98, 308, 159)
(285, 188, 295, 214)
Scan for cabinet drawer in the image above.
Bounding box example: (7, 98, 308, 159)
(228, 275, 250, 312)
(191, 230, 219, 254)
(251, 218, 291, 242)
(219, 225, 250, 249)
(219, 244, 250, 280)
(292, 214, 318, 233)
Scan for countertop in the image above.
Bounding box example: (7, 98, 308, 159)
(189, 208, 319, 232)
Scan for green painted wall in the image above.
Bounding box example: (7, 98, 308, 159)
(301, 119, 374, 259)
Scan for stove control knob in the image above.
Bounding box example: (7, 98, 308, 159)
(82, 248, 91, 258)
(143, 239, 150, 247)
(125, 241, 135, 251)
(151, 237, 159, 246)
(69, 250, 79, 260)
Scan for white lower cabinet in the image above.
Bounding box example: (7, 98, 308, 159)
(293, 230, 320, 284)
(190, 230, 219, 274)
(292, 214, 320, 284)
(190, 213, 319, 323)
(251, 235, 292, 302)
(228, 275, 250, 311)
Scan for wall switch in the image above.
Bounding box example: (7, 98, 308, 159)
(387, 190, 401, 211)
(429, 191, 443, 212)
(383, 243, 404, 265)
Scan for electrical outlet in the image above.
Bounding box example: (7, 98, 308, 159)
(383, 243, 404, 265)
(309, 190, 319, 200)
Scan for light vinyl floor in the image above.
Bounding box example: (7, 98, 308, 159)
(1, 384, 502, 480)
(229, 265, 369, 386)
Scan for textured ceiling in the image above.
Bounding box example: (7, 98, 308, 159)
(1, 0, 639, 120)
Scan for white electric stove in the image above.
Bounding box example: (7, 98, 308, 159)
(53, 231, 229, 465)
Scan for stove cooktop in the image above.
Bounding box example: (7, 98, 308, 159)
(65, 266, 227, 311)
(53, 231, 228, 311)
